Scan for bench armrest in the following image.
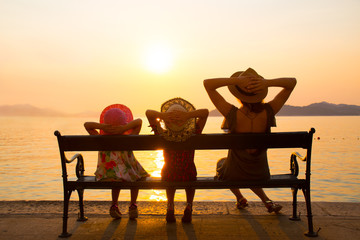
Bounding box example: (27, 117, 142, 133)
(290, 152, 306, 177)
(292, 151, 306, 162)
(66, 153, 85, 178)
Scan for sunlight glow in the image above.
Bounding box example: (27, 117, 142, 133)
(149, 150, 167, 201)
(144, 43, 174, 74)
(149, 190, 167, 201)
(150, 150, 164, 177)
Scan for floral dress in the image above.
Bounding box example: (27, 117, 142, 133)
(95, 150, 149, 181)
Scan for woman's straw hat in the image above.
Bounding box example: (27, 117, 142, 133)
(99, 104, 133, 135)
(228, 68, 268, 103)
(160, 97, 196, 142)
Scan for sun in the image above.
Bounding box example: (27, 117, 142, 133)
(144, 43, 174, 74)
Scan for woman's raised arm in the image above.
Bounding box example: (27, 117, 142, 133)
(266, 78, 297, 114)
(203, 77, 241, 117)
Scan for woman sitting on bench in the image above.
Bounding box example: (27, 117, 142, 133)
(204, 68, 296, 213)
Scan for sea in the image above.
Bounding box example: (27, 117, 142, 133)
(0, 116, 359, 202)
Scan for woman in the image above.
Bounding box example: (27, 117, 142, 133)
(146, 97, 208, 223)
(203, 68, 296, 213)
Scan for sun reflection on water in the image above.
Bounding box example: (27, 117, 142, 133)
(151, 150, 165, 177)
(149, 150, 167, 201)
(149, 190, 167, 201)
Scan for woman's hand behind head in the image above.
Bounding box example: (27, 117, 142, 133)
(245, 78, 267, 94)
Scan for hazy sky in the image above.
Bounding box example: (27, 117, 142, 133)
(1, 0, 359, 116)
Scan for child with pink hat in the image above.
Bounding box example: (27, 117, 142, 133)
(84, 104, 149, 220)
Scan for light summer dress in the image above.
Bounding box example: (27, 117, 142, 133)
(95, 150, 149, 181)
(216, 103, 276, 181)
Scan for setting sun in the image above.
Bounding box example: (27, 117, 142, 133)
(144, 43, 174, 74)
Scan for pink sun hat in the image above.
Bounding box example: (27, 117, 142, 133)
(99, 104, 133, 135)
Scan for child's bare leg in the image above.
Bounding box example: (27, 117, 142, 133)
(112, 189, 121, 205)
(166, 188, 176, 210)
(166, 188, 176, 222)
(130, 189, 139, 205)
(185, 188, 195, 206)
(182, 188, 195, 222)
(129, 188, 139, 219)
(110, 188, 122, 219)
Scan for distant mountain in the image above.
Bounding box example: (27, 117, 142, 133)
(0, 104, 98, 117)
(0, 104, 67, 117)
(2, 102, 360, 117)
(209, 102, 360, 116)
(277, 102, 360, 116)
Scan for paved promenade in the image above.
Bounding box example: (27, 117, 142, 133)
(0, 201, 359, 239)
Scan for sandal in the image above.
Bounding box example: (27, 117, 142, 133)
(265, 200, 282, 213)
(109, 204, 122, 219)
(166, 209, 176, 223)
(181, 203, 193, 223)
(236, 198, 249, 209)
(128, 203, 138, 220)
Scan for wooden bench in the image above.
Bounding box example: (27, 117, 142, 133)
(55, 128, 318, 237)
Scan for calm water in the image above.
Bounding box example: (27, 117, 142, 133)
(0, 116, 359, 202)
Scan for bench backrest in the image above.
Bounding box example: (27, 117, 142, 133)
(54, 128, 315, 182)
(54, 129, 315, 151)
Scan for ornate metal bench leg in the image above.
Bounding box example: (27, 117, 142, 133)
(302, 187, 319, 237)
(59, 190, 72, 238)
(77, 189, 88, 222)
(289, 187, 301, 221)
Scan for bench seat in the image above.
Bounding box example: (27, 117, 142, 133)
(68, 175, 304, 190)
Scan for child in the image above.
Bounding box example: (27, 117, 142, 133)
(84, 104, 149, 219)
(146, 98, 209, 223)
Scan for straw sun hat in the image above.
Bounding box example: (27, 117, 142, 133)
(99, 104, 133, 135)
(228, 68, 268, 103)
(160, 97, 196, 142)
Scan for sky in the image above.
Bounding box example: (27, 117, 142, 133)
(1, 0, 360, 116)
